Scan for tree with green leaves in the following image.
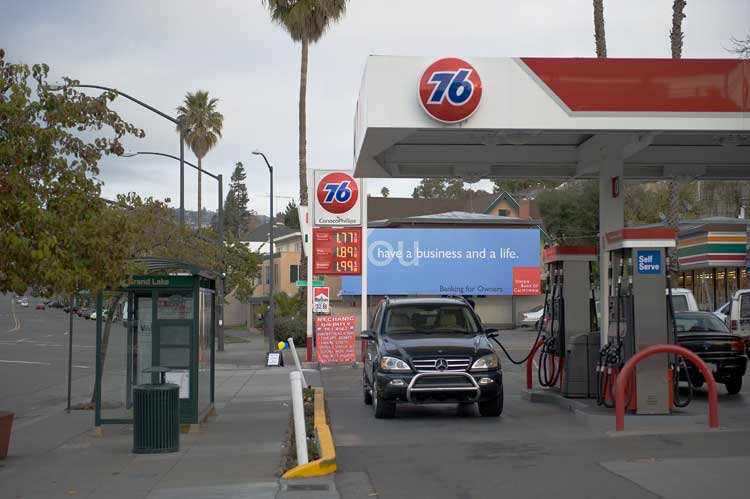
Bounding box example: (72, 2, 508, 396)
(0, 49, 145, 297)
(176, 90, 224, 228)
(283, 199, 300, 229)
(224, 162, 252, 238)
(492, 179, 560, 195)
(412, 178, 490, 200)
(381, 186, 390, 198)
(537, 181, 599, 246)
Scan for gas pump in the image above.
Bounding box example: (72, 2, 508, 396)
(538, 246, 600, 397)
(598, 228, 678, 414)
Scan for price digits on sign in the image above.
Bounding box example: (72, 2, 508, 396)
(335, 230, 358, 244)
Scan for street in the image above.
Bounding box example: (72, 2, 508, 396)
(0, 294, 103, 425)
(323, 328, 750, 499)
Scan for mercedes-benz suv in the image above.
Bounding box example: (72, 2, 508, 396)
(362, 297, 503, 419)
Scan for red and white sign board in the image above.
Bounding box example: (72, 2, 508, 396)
(418, 57, 482, 124)
(313, 287, 330, 314)
(512, 267, 541, 296)
(315, 315, 357, 364)
(313, 170, 361, 226)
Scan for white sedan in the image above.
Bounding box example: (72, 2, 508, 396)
(520, 306, 544, 328)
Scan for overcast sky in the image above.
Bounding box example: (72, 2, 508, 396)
(3, 0, 748, 215)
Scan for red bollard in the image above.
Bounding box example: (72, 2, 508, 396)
(615, 344, 719, 432)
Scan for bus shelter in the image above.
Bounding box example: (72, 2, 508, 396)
(352, 55, 750, 342)
(94, 259, 218, 430)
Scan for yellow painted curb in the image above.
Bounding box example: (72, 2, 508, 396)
(282, 387, 337, 478)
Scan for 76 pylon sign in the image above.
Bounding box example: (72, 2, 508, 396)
(312, 170, 362, 226)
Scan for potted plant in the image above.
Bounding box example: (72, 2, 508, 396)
(0, 411, 13, 459)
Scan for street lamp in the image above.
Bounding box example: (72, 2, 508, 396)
(252, 149, 275, 353)
(47, 83, 188, 229)
(121, 150, 227, 351)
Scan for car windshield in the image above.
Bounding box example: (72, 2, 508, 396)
(384, 304, 480, 334)
(671, 295, 689, 312)
(674, 313, 730, 334)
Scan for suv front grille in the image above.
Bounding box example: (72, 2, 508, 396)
(412, 357, 471, 373)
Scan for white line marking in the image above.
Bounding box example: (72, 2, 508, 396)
(0, 359, 52, 366)
(73, 365, 90, 369)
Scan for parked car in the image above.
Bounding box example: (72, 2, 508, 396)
(713, 301, 730, 322)
(35, 303, 45, 310)
(18, 298, 29, 307)
(79, 308, 94, 319)
(89, 310, 108, 321)
(520, 305, 544, 328)
(668, 288, 699, 312)
(674, 311, 747, 394)
(362, 297, 503, 419)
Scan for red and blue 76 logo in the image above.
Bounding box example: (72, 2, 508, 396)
(418, 58, 482, 123)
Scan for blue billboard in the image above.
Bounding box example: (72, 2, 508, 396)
(341, 228, 540, 296)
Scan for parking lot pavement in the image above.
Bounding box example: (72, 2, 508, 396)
(323, 328, 750, 499)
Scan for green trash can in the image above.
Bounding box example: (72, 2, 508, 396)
(133, 367, 179, 454)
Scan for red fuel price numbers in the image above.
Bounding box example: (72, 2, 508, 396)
(313, 227, 362, 275)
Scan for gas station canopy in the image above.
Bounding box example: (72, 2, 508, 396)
(353, 57, 749, 181)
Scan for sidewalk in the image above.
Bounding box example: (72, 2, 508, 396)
(0, 336, 333, 499)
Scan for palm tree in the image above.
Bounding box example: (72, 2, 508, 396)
(593, 0, 607, 58)
(667, 0, 687, 284)
(176, 91, 224, 228)
(262, 0, 348, 206)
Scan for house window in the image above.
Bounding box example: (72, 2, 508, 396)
(497, 209, 509, 216)
(274, 264, 279, 286)
(290, 265, 299, 283)
(265, 265, 270, 284)
(295, 242, 302, 252)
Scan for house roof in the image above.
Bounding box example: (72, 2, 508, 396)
(366, 192, 520, 221)
(240, 223, 295, 242)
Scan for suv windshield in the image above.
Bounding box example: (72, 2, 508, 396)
(384, 304, 480, 334)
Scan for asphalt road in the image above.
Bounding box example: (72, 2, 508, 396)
(323, 327, 750, 499)
(0, 294, 129, 426)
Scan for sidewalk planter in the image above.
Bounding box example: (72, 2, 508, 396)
(0, 411, 13, 459)
(282, 387, 337, 478)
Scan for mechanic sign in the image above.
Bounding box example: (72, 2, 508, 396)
(315, 315, 357, 364)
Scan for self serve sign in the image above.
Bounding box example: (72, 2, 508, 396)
(636, 250, 661, 274)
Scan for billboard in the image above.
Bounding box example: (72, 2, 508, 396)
(342, 228, 540, 296)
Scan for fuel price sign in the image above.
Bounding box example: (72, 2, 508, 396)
(313, 227, 362, 275)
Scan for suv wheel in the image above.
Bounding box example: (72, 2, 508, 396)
(725, 375, 742, 395)
(373, 389, 396, 419)
(478, 389, 504, 417)
(363, 372, 373, 405)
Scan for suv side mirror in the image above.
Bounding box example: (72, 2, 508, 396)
(360, 330, 376, 340)
(485, 328, 499, 338)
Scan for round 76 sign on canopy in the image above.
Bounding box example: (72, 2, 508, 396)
(418, 57, 483, 124)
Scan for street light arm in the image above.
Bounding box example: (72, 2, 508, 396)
(54, 84, 180, 126)
(128, 151, 220, 181)
(252, 150, 273, 172)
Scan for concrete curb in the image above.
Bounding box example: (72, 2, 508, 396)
(282, 387, 337, 478)
(522, 389, 590, 412)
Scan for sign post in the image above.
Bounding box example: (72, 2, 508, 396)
(360, 178, 368, 361)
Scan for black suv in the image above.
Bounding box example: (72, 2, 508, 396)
(362, 297, 503, 419)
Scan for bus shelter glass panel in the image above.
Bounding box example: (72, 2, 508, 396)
(198, 289, 214, 416)
(98, 291, 154, 424)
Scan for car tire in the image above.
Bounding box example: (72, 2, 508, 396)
(478, 392, 504, 417)
(373, 390, 396, 419)
(725, 376, 742, 395)
(689, 374, 704, 389)
(363, 372, 373, 406)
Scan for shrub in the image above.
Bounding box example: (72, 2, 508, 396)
(274, 315, 306, 346)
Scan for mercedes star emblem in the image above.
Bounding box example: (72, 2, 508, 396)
(435, 358, 448, 371)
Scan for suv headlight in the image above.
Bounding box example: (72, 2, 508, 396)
(380, 356, 411, 371)
(471, 354, 499, 371)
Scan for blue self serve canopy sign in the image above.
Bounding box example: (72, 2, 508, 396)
(636, 249, 662, 274)
(341, 228, 540, 296)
